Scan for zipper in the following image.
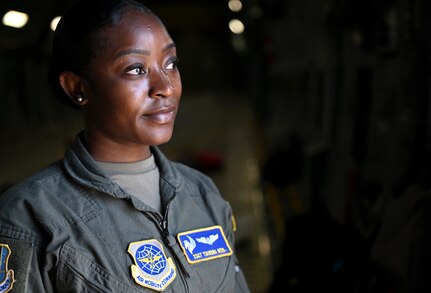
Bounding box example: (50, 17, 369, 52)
(151, 202, 190, 291)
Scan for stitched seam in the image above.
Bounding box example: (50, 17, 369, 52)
(0, 225, 42, 246)
(60, 244, 134, 292)
(49, 182, 102, 231)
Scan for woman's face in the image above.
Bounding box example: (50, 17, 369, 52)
(82, 9, 181, 159)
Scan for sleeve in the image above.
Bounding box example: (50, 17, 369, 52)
(234, 254, 251, 293)
(225, 205, 251, 293)
(0, 227, 53, 293)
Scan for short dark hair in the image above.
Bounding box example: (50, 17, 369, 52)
(49, 0, 153, 108)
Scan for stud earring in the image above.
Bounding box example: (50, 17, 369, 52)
(77, 96, 83, 103)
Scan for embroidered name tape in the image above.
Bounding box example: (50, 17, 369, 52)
(0, 244, 14, 293)
(177, 225, 233, 264)
(128, 239, 176, 291)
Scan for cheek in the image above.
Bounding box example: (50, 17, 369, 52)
(88, 87, 132, 118)
(94, 77, 148, 105)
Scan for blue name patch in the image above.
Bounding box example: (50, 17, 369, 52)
(177, 226, 233, 264)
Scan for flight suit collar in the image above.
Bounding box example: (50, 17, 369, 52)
(63, 132, 183, 203)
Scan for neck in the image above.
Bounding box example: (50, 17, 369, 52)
(83, 131, 151, 163)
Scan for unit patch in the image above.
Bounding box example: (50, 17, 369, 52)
(0, 244, 14, 293)
(128, 239, 176, 291)
(177, 226, 233, 264)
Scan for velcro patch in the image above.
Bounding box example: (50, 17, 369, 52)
(127, 239, 176, 291)
(0, 244, 14, 293)
(177, 226, 232, 264)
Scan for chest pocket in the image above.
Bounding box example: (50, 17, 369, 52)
(195, 255, 236, 293)
(56, 244, 140, 293)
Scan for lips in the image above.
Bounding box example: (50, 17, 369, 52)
(142, 105, 176, 124)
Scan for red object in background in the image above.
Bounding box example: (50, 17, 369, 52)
(189, 151, 224, 173)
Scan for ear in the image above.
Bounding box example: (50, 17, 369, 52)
(59, 71, 89, 106)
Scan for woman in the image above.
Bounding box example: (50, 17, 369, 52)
(0, 0, 250, 292)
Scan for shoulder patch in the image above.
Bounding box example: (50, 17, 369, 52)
(177, 226, 233, 264)
(127, 239, 176, 291)
(231, 215, 237, 232)
(0, 244, 14, 293)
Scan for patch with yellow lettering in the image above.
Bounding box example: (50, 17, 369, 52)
(0, 244, 14, 293)
(177, 226, 233, 264)
(127, 239, 176, 291)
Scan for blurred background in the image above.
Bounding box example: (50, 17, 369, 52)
(1, 0, 431, 292)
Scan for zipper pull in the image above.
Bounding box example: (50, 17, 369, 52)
(162, 220, 168, 232)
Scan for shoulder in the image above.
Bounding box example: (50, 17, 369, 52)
(171, 161, 220, 194)
(169, 160, 233, 219)
(0, 161, 65, 205)
(0, 161, 98, 236)
(153, 146, 221, 196)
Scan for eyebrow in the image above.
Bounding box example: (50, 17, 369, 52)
(113, 42, 176, 61)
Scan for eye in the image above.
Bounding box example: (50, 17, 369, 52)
(125, 64, 146, 75)
(165, 57, 179, 70)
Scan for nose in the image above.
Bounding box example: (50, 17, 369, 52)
(148, 70, 174, 99)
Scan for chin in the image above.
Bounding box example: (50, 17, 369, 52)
(153, 137, 172, 146)
(146, 129, 174, 146)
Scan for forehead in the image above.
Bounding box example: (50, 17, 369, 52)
(96, 9, 172, 56)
